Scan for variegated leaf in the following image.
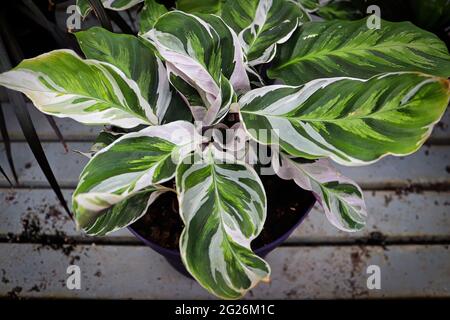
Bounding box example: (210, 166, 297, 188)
(141, 11, 249, 125)
(295, 0, 321, 12)
(75, 187, 165, 236)
(268, 19, 450, 85)
(73, 121, 204, 230)
(76, 0, 91, 18)
(273, 153, 366, 231)
(222, 0, 309, 66)
(76, 0, 144, 18)
(0, 50, 158, 128)
(176, 0, 226, 14)
(239, 73, 450, 166)
(139, 0, 168, 34)
(76, 27, 191, 124)
(176, 146, 270, 299)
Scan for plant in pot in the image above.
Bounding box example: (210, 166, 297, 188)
(1, 0, 450, 299)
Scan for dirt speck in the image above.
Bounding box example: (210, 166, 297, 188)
(7, 286, 23, 299)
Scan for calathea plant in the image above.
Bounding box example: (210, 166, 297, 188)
(1, 0, 450, 299)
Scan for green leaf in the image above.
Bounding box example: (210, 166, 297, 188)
(222, 0, 309, 66)
(77, 0, 144, 18)
(176, 0, 226, 14)
(139, 0, 168, 33)
(295, 0, 320, 11)
(76, 27, 191, 124)
(268, 19, 450, 85)
(0, 49, 158, 128)
(176, 146, 270, 299)
(141, 11, 249, 125)
(73, 120, 203, 231)
(75, 187, 165, 236)
(239, 72, 450, 166)
(274, 155, 366, 231)
(316, 0, 363, 20)
(76, 0, 92, 18)
(409, 0, 450, 30)
(104, 0, 144, 10)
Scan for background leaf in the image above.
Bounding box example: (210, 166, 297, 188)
(222, 0, 309, 66)
(176, 0, 225, 14)
(139, 0, 168, 34)
(274, 154, 366, 231)
(269, 19, 450, 85)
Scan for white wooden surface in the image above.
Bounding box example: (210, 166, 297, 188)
(1, 244, 449, 299)
(0, 97, 449, 299)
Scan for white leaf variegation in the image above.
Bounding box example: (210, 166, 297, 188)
(73, 121, 205, 233)
(239, 72, 450, 166)
(269, 19, 450, 85)
(75, 187, 165, 236)
(0, 49, 159, 128)
(76, 27, 191, 124)
(77, 0, 144, 18)
(273, 153, 366, 231)
(221, 0, 309, 66)
(176, 146, 270, 299)
(141, 11, 250, 125)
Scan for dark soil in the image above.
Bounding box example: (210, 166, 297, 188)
(130, 175, 315, 251)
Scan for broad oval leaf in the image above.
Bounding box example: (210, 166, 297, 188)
(268, 19, 450, 85)
(273, 154, 366, 231)
(222, 0, 309, 66)
(0, 50, 158, 128)
(176, 146, 270, 299)
(176, 0, 225, 14)
(76, 27, 191, 124)
(239, 73, 450, 166)
(141, 11, 249, 125)
(139, 0, 168, 34)
(73, 121, 204, 229)
(75, 187, 165, 236)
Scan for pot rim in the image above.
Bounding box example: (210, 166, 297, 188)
(128, 191, 316, 257)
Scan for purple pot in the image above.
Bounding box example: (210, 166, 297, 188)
(129, 194, 316, 278)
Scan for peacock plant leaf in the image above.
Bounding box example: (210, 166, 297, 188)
(176, 146, 270, 299)
(75, 27, 191, 124)
(75, 187, 166, 236)
(73, 121, 204, 233)
(273, 154, 366, 231)
(0, 49, 159, 128)
(295, 0, 321, 12)
(141, 11, 249, 125)
(239, 72, 450, 166)
(176, 0, 226, 14)
(222, 0, 310, 66)
(77, 0, 145, 18)
(139, 0, 168, 34)
(268, 19, 450, 85)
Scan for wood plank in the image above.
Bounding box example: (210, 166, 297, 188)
(1, 103, 449, 142)
(0, 142, 449, 188)
(1, 189, 449, 243)
(0, 243, 448, 299)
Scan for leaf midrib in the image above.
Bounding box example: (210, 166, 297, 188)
(272, 41, 439, 71)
